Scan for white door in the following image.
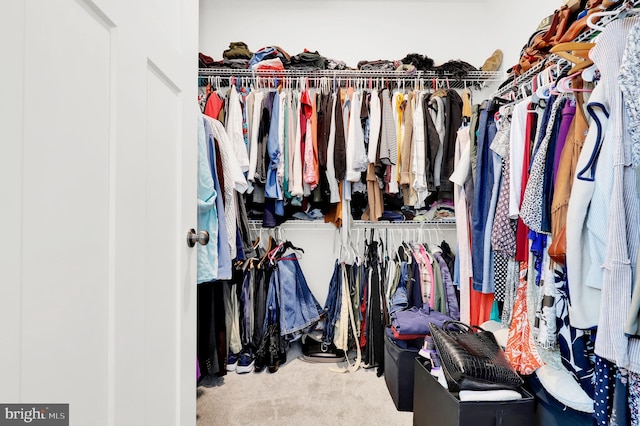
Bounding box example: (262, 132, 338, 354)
(0, 0, 198, 425)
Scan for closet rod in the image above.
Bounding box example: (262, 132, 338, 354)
(198, 68, 504, 84)
(247, 219, 455, 228)
(493, 0, 640, 99)
(352, 220, 455, 227)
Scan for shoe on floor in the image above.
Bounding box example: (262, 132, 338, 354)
(226, 353, 239, 372)
(236, 352, 255, 374)
(267, 359, 280, 374)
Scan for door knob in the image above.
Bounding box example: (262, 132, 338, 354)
(187, 229, 209, 247)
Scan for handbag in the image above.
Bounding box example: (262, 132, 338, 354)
(548, 225, 567, 265)
(429, 321, 524, 392)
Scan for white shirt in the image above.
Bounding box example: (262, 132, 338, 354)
(508, 98, 531, 219)
(326, 93, 340, 203)
(346, 90, 368, 182)
(368, 89, 381, 164)
(412, 91, 429, 208)
(247, 91, 264, 181)
(204, 116, 248, 260)
(451, 126, 473, 324)
(225, 85, 250, 172)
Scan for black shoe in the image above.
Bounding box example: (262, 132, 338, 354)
(253, 355, 265, 373)
(268, 359, 280, 373)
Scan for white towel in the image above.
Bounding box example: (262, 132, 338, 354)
(458, 389, 522, 402)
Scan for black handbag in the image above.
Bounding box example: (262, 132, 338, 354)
(429, 321, 524, 392)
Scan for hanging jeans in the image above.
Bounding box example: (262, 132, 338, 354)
(389, 261, 409, 315)
(274, 254, 323, 336)
(471, 100, 497, 292)
(322, 261, 342, 344)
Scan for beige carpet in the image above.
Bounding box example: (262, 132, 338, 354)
(197, 342, 413, 425)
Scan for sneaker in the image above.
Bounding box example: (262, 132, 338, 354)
(236, 352, 255, 374)
(226, 353, 239, 372)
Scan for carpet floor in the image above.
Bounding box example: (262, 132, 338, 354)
(196, 342, 413, 425)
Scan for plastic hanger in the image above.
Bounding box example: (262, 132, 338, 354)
(551, 42, 596, 75)
(401, 229, 412, 257)
(388, 228, 397, 262)
(350, 228, 361, 265)
(619, 3, 640, 19)
(535, 81, 553, 100)
(556, 71, 593, 93)
(581, 64, 599, 82)
(587, 2, 628, 31)
(571, 58, 597, 75)
(258, 236, 275, 268)
(339, 227, 357, 265)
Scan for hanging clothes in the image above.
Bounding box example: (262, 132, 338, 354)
(197, 114, 219, 284)
(362, 235, 385, 375)
(471, 100, 498, 293)
(201, 115, 232, 280)
(593, 17, 640, 371)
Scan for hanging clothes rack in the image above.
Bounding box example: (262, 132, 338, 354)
(493, 0, 640, 100)
(198, 68, 504, 90)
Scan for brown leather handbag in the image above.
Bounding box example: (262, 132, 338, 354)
(556, 0, 605, 44)
(529, 6, 573, 51)
(548, 225, 567, 265)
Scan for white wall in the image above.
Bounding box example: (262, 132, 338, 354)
(199, 0, 561, 72)
(198, 0, 562, 302)
(488, 0, 562, 70)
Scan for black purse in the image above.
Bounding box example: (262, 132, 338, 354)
(429, 321, 524, 392)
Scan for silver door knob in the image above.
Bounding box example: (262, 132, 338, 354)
(187, 229, 209, 247)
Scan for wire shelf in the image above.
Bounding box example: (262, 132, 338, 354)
(247, 219, 456, 228)
(199, 68, 505, 90)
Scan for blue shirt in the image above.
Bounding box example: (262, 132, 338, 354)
(203, 117, 232, 280)
(265, 91, 284, 216)
(197, 115, 218, 283)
